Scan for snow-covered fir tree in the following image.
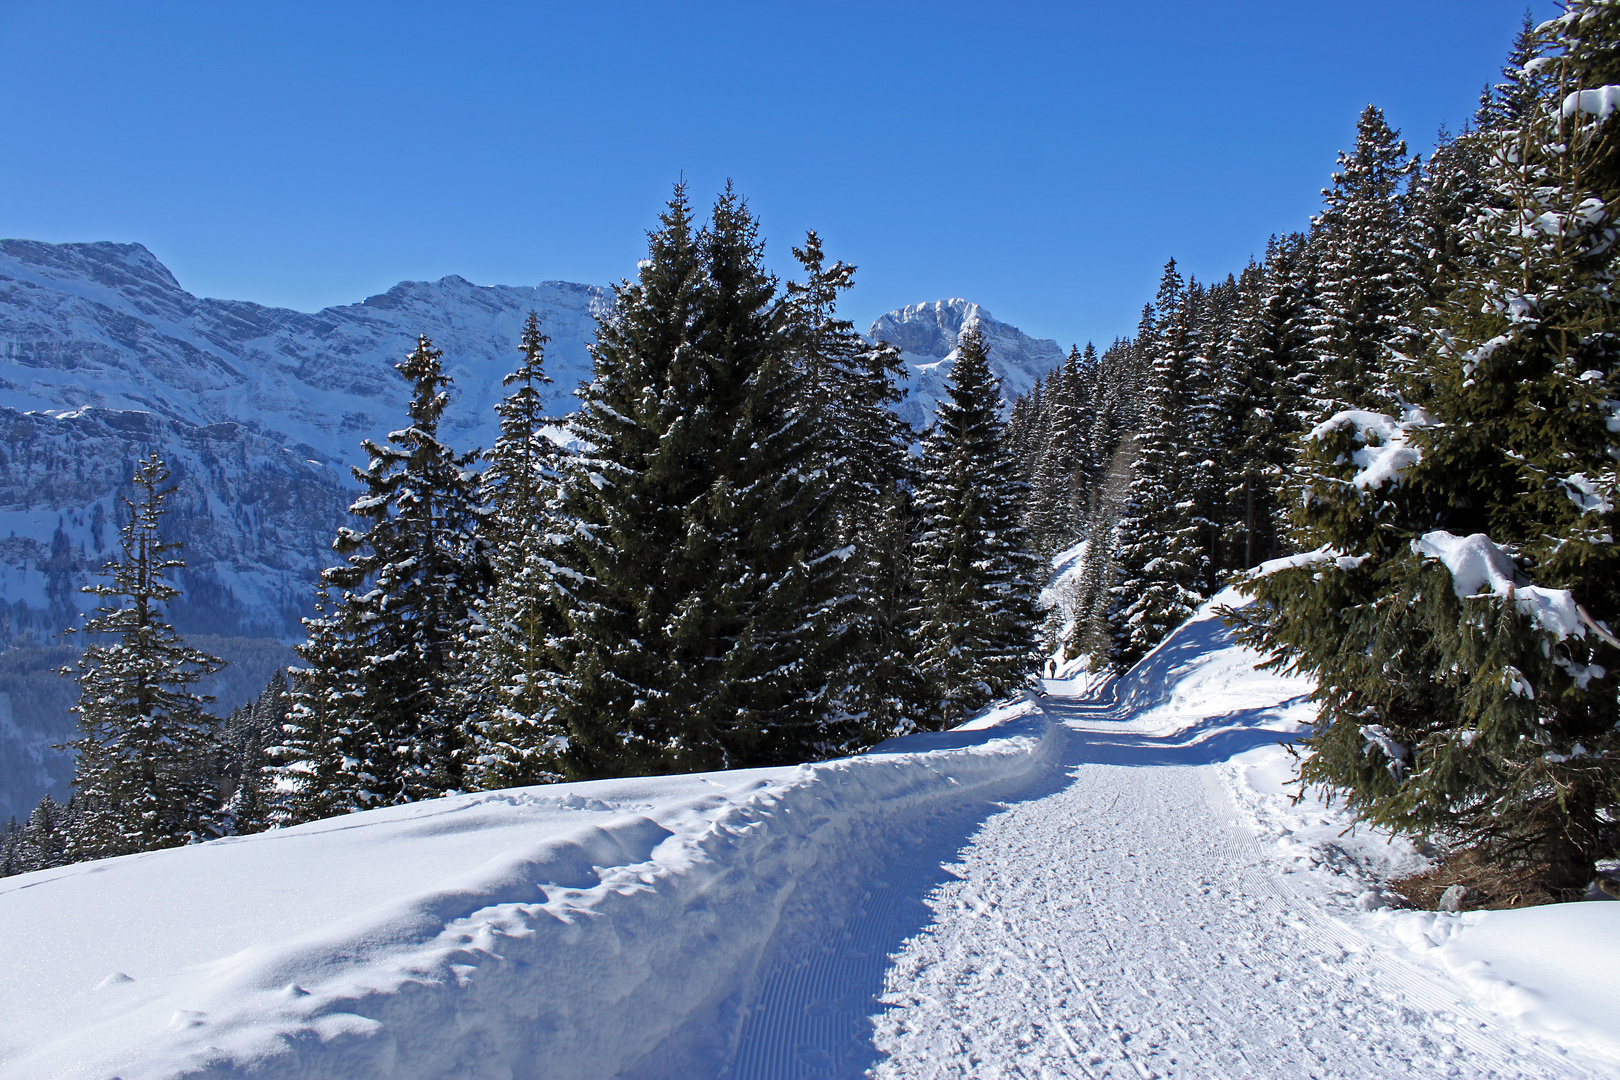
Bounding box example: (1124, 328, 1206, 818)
(63, 453, 226, 857)
(1108, 262, 1208, 667)
(1239, 2, 1620, 896)
(0, 795, 75, 877)
(1024, 344, 1094, 557)
(913, 325, 1041, 726)
(1306, 105, 1422, 413)
(787, 231, 926, 738)
(540, 185, 852, 777)
(1217, 238, 1315, 569)
(277, 336, 489, 821)
(462, 313, 572, 790)
(218, 669, 291, 834)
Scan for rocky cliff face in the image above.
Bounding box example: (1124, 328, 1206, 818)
(0, 240, 614, 639)
(0, 240, 611, 469)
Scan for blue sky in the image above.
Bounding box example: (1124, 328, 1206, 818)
(0, 2, 1549, 351)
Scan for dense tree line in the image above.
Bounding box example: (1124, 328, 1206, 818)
(1009, 5, 1619, 895)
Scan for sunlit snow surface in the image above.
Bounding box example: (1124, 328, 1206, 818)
(1, 593, 1615, 1078)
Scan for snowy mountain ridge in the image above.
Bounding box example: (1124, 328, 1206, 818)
(0, 241, 1062, 640)
(874, 298, 1065, 431)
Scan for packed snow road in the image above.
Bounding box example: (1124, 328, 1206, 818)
(730, 611, 1618, 1080)
(2, 596, 1615, 1078)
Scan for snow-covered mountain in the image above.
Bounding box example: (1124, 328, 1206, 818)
(0, 241, 1065, 642)
(871, 298, 1065, 430)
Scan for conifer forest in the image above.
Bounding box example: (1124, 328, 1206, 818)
(6, 5, 1619, 908)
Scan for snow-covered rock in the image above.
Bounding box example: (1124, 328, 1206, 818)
(867, 299, 1064, 430)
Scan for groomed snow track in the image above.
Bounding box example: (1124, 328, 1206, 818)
(2, 600, 1615, 1079)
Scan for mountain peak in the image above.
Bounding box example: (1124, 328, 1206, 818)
(869, 299, 1063, 428)
(0, 239, 184, 296)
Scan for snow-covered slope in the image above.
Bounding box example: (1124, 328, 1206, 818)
(869, 298, 1064, 430)
(2, 597, 1612, 1079)
(0, 702, 1057, 1079)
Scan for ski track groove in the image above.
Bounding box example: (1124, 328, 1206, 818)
(726, 681, 1617, 1080)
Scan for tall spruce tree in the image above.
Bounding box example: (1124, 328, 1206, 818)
(463, 314, 572, 789)
(1109, 261, 1207, 667)
(278, 336, 488, 820)
(913, 325, 1041, 726)
(1237, 3, 1620, 895)
(1306, 105, 1422, 413)
(540, 184, 850, 777)
(64, 453, 225, 857)
(787, 232, 924, 738)
(219, 669, 291, 834)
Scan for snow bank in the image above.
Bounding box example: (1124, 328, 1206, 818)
(1094, 586, 1316, 729)
(1222, 708, 1620, 1069)
(0, 703, 1058, 1080)
(1381, 904, 1620, 1063)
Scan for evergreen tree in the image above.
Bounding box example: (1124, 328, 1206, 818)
(463, 314, 572, 790)
(63, 453, 225, 857)
(541, 184, 851, 776)
(787, 232, 925, 738)
(1306, 105, 1422, 413)
(1221, 239, 1315, 569)
(278, 336, 488, 819)
(1025, 344, 1094, 556)
(913, 326, 1041, 726)
(1238, 3, 1620, 895)
(1109, 262, 1207, 667)
(0, 795, 75, 877)
(220, 669, 291, 833)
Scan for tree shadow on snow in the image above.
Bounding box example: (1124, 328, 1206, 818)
(713, 753, 1076, 1080)
(1054, 706, 1306, 767)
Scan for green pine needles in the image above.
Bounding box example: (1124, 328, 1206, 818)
(1237, 1, 1620, 895)
(64, 453, 226, 857)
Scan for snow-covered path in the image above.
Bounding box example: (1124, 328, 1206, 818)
(728, 612, 1616, 1079)
(4, 598, 1615, 1079)
(868, 708, 1593, 1078)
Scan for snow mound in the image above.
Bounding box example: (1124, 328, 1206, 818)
(1206, 593, 1620, 1069)
(0, 702, 1057, 1080)
(1377, 903, 1620, 1063)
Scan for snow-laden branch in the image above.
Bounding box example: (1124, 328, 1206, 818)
(1245, 544, 1371, 582)
(1561, 85, 1620, 121)
(1306, 406, 1433, 493)
(1411, 530, 1620, 646)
